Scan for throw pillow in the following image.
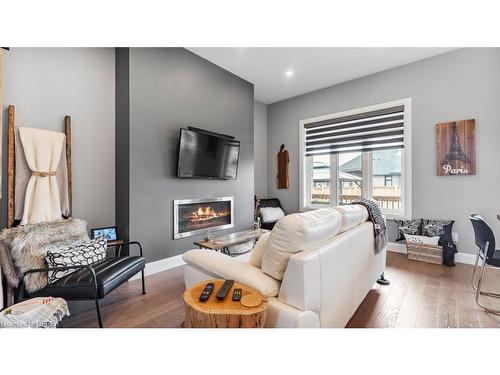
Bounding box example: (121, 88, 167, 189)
(46, 237, 107, 284)
(262, 207, 342, 280)
(404, 234, 440, 246)
(259, 207, 285, 224)
(394, 219, 422, 241)
(422, 219, 454, 244)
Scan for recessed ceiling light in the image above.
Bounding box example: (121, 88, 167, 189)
(285, 70, 294, 77)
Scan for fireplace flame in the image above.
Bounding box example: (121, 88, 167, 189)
(191, 206, 222, 221)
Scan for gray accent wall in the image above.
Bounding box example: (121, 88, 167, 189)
(1, 48, 116, 230)
(254, 100, 268, 198)
(119, 48, 254, 263)
(268, 48, 500, 254)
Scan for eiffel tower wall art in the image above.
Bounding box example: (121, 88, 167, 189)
(436, 119, 476, 176)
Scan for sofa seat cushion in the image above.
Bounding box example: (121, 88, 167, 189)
(183, 249, 280, 297)
(333, 205, 369, 233)
(261, 207, 342, 280)
(30, 256, 145, 299)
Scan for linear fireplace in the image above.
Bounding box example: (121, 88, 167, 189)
(173, 197, 234, 239)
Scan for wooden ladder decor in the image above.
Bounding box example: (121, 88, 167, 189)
(7, 105, 73, 228)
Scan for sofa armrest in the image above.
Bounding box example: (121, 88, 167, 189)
(19, 265, 99, 302)
(182, 250, 280, 297)
(278, 250, 321, 312)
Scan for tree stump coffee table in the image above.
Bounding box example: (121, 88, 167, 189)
(183, 279, 267, 328)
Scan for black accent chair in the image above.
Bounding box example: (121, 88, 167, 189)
(17, 241, 146, 328)
(469, 214, 500, 313)
(256, 198, 285, 230)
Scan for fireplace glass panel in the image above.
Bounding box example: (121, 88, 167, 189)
(174, 197, 234, 239)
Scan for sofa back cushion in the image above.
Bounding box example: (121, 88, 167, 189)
(333, 205, 369, 233)
(261, 208, 342, 280)
(249, 232, 270, 268)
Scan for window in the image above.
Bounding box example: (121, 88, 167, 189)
(299, 98, 412, 218)
(309, 155, 331, 205)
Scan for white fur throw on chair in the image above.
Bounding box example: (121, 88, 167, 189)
(0, 219, 89, 305)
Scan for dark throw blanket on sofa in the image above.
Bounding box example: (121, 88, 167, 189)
(352, 198, 387, 253)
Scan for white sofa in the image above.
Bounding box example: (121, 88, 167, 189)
(183, 205, 386, 328)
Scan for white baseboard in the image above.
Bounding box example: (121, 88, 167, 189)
(387, 242, 407, 254)
(387, 242, 477, 265)
(129, 254, 185, 281)
(454, 252, 477, 265)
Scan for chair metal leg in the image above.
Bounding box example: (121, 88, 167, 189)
(17, 279, 26, 303)
(475, 254, 500, 314)
(88, 266, 104, 328)
(141, 270, 146, 295)
(471, 247, 481, 291)
(472, 244, 500, 298)
(94, 296, 104, 328)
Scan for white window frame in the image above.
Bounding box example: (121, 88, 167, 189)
(299, 98, 412, 219)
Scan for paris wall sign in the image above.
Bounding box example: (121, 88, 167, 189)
(436, 119, 476, 176)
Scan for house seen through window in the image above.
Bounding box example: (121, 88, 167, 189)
(310, 149, 402, 211)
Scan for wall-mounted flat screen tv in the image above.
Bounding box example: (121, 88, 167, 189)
(177, 128, 240, 180)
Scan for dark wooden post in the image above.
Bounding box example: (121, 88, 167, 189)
(7, 105, 15, 228)
(65, 115, 72, 217)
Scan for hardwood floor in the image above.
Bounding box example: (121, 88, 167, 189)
(348, 252, 500, 328)
(64, 252, 500, 328)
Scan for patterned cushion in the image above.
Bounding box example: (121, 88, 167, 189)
(394, 219, 422, 241)
(422, 219, 454, 244)
(46, 237, 107, 284)
(404, 234, 440, 246)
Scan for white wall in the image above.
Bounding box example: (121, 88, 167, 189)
(254, 100, 268, 197)
(267, 48, 500, 254)
(2, 48, 115, 230)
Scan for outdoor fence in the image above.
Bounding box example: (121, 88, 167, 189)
(311, 186, 401, 210)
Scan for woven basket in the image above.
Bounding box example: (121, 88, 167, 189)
(406, 242, 443, 265)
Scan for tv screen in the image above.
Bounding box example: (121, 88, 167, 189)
(177, 128, 240, 179)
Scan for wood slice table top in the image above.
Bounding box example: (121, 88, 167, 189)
(183, 279, 267, 328)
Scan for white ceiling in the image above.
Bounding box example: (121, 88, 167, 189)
(187, 48, 457, 104)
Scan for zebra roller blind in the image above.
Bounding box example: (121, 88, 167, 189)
(304, 104, 406, 156)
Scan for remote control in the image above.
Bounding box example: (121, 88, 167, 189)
(232, 288, 242, 301)
(199, 282, 215, 302)
(216, 279, 234, 300)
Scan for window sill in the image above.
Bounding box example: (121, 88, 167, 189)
(302, 204, 410, 220)
(383, 212, 410, 220)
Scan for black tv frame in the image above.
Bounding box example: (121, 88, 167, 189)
(176, 127, 240, 180)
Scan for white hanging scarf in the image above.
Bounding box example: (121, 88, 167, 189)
(18, 127, 66, 225)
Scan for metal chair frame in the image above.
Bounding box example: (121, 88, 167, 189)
(471, 240, 500, 314)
